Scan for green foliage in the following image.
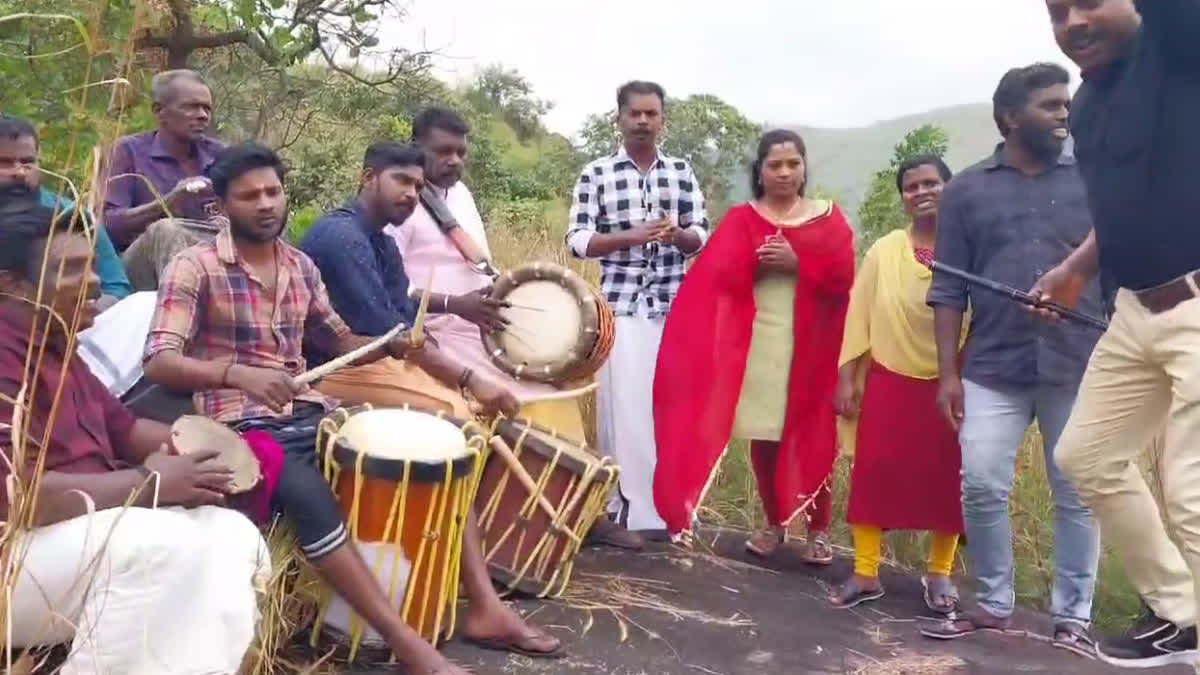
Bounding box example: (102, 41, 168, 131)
(855, 124, 950, 250)
(578, 94, 760, 220)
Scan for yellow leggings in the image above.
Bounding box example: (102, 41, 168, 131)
(851, 524, 959, 578)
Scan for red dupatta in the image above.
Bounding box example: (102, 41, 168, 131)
(652, 203, 855, 537)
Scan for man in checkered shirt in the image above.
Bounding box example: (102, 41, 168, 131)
(565, 80, 709, 534)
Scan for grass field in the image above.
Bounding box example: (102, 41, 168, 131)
(485, 212, 1152, 637)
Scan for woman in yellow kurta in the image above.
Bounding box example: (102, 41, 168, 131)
(829, 155, 967, 612)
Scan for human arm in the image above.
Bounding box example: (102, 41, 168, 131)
(834, 242, 880, 417)
(103, 140, 212, 247)
(1136, 0, 1200, 72)
(564, 167, 662, 258)
(655, 165, 709, 256)
(1028, 229, 1099, 321)
(926, 185, 972, 430)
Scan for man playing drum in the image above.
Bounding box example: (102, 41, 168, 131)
(565, 81, 709, 534)
(0, 197, 268, 675)
(369, 106, 642, 550)
(143, 143, 561, 674)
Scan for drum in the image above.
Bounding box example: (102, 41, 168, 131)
(169, 415, 261, 493)
(482, 262, 616, 384)
(309, 405, 483, 663)
(475, 418, 619, 598)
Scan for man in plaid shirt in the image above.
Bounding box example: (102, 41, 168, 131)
(565, 80, 709, 534)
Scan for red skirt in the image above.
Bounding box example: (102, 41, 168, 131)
(845, 361, 964, 533)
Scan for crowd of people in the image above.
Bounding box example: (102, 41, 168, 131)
(0, 0, 1197, 672)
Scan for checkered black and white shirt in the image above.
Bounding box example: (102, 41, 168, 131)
(565, 147, 709, 318)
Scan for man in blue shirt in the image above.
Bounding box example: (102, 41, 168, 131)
(0, 115, 133, 310)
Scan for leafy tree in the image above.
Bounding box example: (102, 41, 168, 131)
(578, 93, 759, 219)
(856, 124, 949, 248)
(463, 65, 551, 142)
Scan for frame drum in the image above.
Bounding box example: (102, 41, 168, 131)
(169, 415, 261, 494)
(482, 262, 615, 384)
(311, 405, 483, 662)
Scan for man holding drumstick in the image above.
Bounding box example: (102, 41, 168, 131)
(1036, 0, 1200, 667)
(144, 143, 561, 673)
(564, 80, 709, 536)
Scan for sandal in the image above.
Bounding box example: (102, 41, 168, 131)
(921, 575, 960, 615)
(829, 578, 885, 609)
(800, 531, 834, 566)
(1052, 621, 1097, 659)
(745, 528, 785, 557)
(919, 612, 1009, 640)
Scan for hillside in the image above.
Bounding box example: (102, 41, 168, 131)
(738, 102, 1000, 219)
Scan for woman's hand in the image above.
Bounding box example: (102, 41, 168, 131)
(834, 373, 862, 418)
(756, 234, 799, 274)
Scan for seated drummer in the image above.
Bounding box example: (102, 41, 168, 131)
(142, 142, 562, 673)
(0, 197, 267, 675)
(380, 106, 643, 549)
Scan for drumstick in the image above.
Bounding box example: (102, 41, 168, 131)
(410, 269, 435, 349)
(487, 436, 580, 543)
(292, 322, 405, 386)
(517, 382, 599, 405)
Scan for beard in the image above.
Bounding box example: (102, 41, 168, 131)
(1016, 124, 1066, 164)
(0, 181, 35, 200)
(229, 210, 288, 243)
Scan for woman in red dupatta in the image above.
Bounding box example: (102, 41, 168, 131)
(653, 129, 855, 560)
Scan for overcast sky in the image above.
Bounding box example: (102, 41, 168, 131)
(386, 0, 1078, 138)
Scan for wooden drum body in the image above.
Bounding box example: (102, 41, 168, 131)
(311, 405, 484, 662)
(482, 262, 616, 384)
(475, 418, 619, 598)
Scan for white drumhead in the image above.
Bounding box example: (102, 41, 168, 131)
(499, 281, 582, 364)
(337, 408, 470, 464)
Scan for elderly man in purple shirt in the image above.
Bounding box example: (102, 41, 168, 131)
(103, 69, 225, 290)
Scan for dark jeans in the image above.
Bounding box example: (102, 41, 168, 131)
(231, 403, 347, 559)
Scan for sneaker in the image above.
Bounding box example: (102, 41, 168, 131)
(1097, 608, 1199, 668)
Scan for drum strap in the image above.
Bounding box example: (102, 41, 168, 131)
(420, 186, 498, 278)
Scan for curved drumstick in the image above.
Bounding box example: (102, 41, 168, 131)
(410, 268, 435, 349)
(292, 322, 405, 386)
(517, 382, 599, 406)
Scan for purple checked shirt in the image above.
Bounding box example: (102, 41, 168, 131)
(103, 130, 225, 249)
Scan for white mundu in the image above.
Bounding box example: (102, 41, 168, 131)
(76, 291, 158, 397)
(10, 505, 270, 675)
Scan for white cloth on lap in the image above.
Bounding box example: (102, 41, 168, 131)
(76, 291, 157, 398)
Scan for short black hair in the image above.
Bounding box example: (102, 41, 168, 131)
(411, 106, 470, 142)
(751, 128, 808, 199)
(362, 141, 425, 173)
(895, 154, 953, 194)
(0, 195, 83, 283)
(207, 143, 287, 199)
(0, 115, 37, 147)
(992, 62, 1071, 137)
(616, 81, 666, 110)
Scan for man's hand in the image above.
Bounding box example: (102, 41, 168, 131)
(143, 445, 233, 507)
(1028, 264, 1086, 323)
(833, 374, 862, 418)
(756, 234, 799, 274)
(165, 176, 213, 209)
(628, 217, 672, 247)
(936, 376, 965, 431)
(225, 364, 301, 412)
(467, 375, 520, 418)
(448, 288, 510, 332)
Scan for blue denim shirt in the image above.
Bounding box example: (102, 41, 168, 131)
(39, 188, 133, 300)
(299, 200, 415, 365)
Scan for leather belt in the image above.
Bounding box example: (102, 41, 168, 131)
(1135, 271, 1200, 314)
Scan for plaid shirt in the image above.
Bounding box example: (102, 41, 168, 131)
(145, 228, 351, 423)
(565, 147, 709, 318)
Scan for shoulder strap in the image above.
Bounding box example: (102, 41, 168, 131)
(419, 185, 497, 278)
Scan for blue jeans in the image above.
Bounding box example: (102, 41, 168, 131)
(960, 379, 1100, 624)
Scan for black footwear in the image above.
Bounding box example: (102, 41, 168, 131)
(1097, 609, 1199, 668)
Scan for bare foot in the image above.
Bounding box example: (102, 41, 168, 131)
(745, 526, 785, 557)
(400, 639, 469, 675)
(464, 599, 561, 657)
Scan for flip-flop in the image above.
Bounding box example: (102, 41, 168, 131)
(463, 633, 565, 660)
(745, 530, 784, 557)
(1052, 621, 1097, 659)
(829, 578, 885, 609)
(919, 612, 1009, 640)
(921, 575, 960, 615)
(800, 533, 834, 566)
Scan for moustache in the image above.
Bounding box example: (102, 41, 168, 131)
(0, 182, 34, 199)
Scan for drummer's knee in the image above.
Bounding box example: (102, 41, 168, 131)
(273, 458, 348, 560)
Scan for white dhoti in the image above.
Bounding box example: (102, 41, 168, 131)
(10, 505, 270, 675)
(597, 314, 667, 531)
(76, 291, 158, 398)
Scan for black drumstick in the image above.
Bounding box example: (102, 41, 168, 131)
(929, 260, 1109, 332)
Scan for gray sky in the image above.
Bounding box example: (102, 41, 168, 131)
(388, 0, 1079, 138)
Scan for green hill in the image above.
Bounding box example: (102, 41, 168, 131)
(732, 102, 1000, 220)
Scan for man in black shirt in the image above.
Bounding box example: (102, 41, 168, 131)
(1037, 0, 1200, 667)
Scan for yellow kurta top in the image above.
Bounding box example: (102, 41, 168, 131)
(836, 228, 968, 454)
